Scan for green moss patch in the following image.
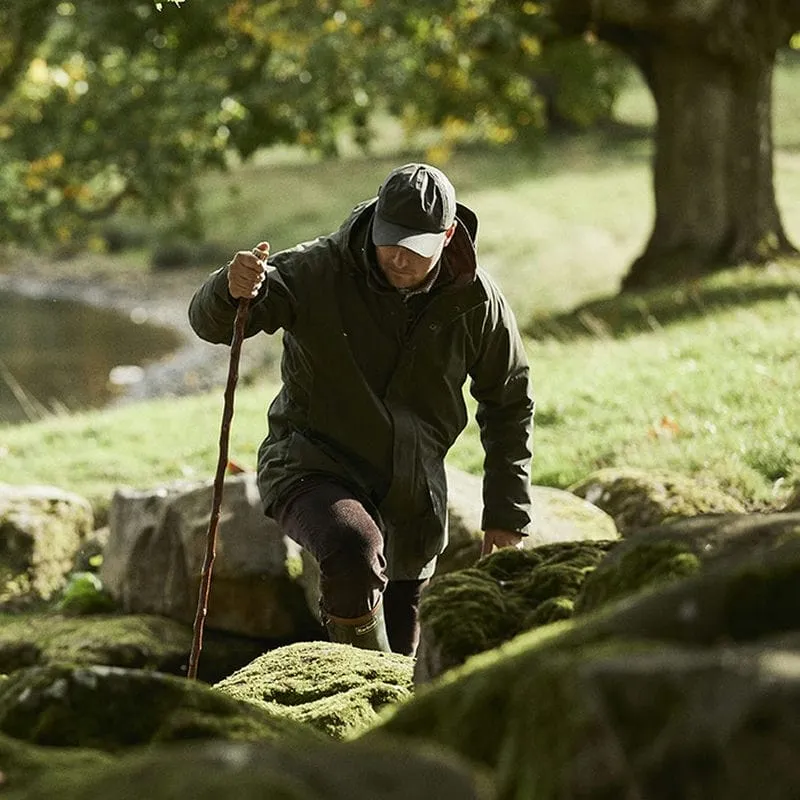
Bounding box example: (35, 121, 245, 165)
(570, 468, 745, 536)
(214, 641, 414, 740)
(0, 663, 315, 751)
(15, 738, 491, 800)
(0, 731, 112, 799)
(577, 511, 800, 614)
(417, 541, 615, 677)
(0, 612, 273, 684)
(366, 536, 800, 798)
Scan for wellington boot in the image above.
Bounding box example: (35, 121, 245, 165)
(323, 599, 392, 652)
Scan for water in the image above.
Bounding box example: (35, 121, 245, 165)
(0, 291, 182, 425)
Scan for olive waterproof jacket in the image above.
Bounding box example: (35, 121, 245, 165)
(188, 198, 534, 579)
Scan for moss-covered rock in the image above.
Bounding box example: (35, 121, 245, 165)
(365, 535, 800, 798)
(14, 738, 492, 800)
(577, 511, 800, 614)
(570, 468, 745, 536)
(0, 663, 316, 751)
(0, 484, 93, 605)
(372, 641, 800, 800)
(440, 466, 618, 574)
(214, 641, 414, 740)
(0, 612, 271, 684)
(0, 731, 112, 799)
(415, 541, 616, 682)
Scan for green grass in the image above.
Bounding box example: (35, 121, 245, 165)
(1, 60, 800, 517)
(3, 261, 799, 515)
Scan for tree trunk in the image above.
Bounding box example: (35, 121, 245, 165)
(622, 43, 797, 290)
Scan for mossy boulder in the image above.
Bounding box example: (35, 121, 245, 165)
(0, 731, 112, 799)
(570, 468, 745, 536)
(440, 466, 617, 574)
(215, 641, 414, 739)
(577, 511, 800, 614)
(365, 534, 800, 798)
(0, 663, 316, 751)
(0, 484, 93, 604)
(371, 640, 800, 800)
(14, 738, 492, 800)
(0, 612, 271, 684)
(415, 540, 616, 683)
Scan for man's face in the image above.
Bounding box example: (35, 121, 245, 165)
(375, 244, 442, 290)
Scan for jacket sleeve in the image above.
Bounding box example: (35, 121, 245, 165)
(468, 276, 534, 534)
(188, 243, 317, 344)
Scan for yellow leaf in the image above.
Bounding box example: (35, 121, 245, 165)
(424, 143, 452, 164)
(47, 152, 65, 170)
(28, 58, 49, 84)
(520, 34, 541, 57)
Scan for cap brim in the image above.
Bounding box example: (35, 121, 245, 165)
(372, 215, 446, 258)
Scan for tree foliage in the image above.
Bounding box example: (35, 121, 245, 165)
(0, 0, 624, 246)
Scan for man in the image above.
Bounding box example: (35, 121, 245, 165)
(189, 163, 534, 656)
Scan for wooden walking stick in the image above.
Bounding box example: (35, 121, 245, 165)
(187, 296, 251, 680)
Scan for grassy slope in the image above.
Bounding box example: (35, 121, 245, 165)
(1, 62, 799, 515)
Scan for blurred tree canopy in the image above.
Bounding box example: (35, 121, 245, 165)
(0, 0, 623, 246)
(4, 0, 797, 286)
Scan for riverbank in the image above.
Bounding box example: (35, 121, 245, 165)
(0, 249, 280, 411)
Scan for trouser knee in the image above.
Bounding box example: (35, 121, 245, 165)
(319, 529, 387, 619)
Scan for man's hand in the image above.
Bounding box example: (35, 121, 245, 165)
(480, 528, 524, 558)
(227, 241, 270, 299)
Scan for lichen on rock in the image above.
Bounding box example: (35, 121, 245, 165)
(214, 641, 414, 740)
(570, 467, 745, 536)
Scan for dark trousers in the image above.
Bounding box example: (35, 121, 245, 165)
(275, 479, 428, 656)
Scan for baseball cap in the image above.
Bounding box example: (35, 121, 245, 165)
(372, 163, 457, 258)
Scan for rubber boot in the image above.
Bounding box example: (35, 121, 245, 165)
(323, 599, 392, 652)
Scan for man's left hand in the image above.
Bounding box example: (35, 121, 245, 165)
(480, 528, 524, 558)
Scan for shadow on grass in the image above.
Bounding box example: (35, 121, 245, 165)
(525, 260, 800, 342)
